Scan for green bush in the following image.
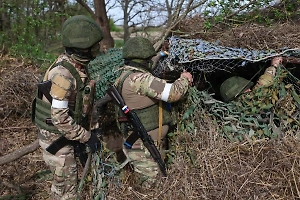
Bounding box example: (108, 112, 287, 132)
(110, 19, 122, 32)
(114, 40, 124, 48)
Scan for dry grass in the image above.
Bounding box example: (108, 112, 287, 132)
(1, 22, 300, 199)
(105, 113, 300, 200)
(178, 17, 300, 50)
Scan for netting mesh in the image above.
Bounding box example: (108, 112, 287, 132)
(181, 67, 300, 141)
(88, 48, 124, 100)
(156, 36, 300, 73)
(88, 36, 300, 100)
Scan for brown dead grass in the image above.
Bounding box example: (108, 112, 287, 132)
(1, 21, 300, 199)
(178, 17, 300, 50)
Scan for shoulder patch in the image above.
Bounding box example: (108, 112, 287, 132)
(51, 73, 72, 90)
(150, 79, 165, 93)
(50, 74, 72, 100)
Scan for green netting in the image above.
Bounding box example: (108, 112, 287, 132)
(167, 36, 300, 72)
(181, 67, 300, 141)
(87, 37, 300, 199)
(88, 48, 124, 100)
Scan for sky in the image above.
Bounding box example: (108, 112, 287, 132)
(106, 2, 124, 25)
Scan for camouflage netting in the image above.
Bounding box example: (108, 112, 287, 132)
(88, 48, 124, 100)
(165, 36, 300, 73)
(181, 68, 300, 142)
(88, 33, 300, 140)
(3, 19, 300, 199)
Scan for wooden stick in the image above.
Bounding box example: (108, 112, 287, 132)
(0, 139, 39, 165)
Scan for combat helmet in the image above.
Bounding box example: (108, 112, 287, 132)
(62, 15, 103, 49)
(122, 37, 156, 60)
(220, 76, 254, 102)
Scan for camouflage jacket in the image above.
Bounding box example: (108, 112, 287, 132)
(37, 54, 91, 144)
(119, 65, 190, 110)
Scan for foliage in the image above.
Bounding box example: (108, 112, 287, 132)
(114, 40, 124, 48)
(0, 0, 89, 64)
(110, 19, 122, 32)
(201, 0, 300, 30)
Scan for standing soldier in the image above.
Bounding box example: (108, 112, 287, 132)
(32, 15, 102, 199)
(115, 36, 193, 187)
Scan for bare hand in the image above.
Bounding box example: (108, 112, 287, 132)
(180, 71, 193, 86)
(271, 57, 283, 67)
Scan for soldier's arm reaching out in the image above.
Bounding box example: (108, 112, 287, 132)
(128, 70, 193, 103)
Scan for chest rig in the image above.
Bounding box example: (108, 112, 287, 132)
(32, 61, 94, 133)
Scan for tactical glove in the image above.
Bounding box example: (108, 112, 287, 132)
(85, 130, 101, 153)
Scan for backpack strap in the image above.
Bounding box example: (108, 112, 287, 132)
(56, 61, 85, 124)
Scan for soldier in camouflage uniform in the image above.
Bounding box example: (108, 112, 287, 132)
(32, 15, 102, 200)
(115, 36, 193, 185)
(220, 57, 283, 102)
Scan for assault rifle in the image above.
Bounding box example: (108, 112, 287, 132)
(46, 128, 101, 167)
(38, 80, 52, 102)
(106, 85, 167, 177)
(46, 136, 88, 167)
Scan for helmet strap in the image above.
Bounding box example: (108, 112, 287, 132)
(66, 47, 94, 59)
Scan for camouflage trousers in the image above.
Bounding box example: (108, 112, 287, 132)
(39, 129, 78, 200)
(123, 138, 163, 181)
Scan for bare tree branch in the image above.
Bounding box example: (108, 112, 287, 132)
(0, 139, 40, 165)
(76, 0, 96, 18)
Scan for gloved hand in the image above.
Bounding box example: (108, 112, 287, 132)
(85, 130, 101, 153)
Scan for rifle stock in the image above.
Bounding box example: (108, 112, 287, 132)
(107, 85, 167, 177)
(38, 80, 53, 103)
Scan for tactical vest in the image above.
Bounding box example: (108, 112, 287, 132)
(116, 70, 172, 135)
(32, 61, 93, 133)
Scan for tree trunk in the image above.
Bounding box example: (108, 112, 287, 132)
(94, 0, 114, 51)
(122, 0, 130, 42)
(76, 0, 114, 50)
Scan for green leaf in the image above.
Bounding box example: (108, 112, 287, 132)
(167, 132, 175, 137)
(182, 104, 196, 120)
(187, 123, 195, 132)
(292, 88, 300, 105)
(279, 82, 287, 98)
(261, 104, 273, 110)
